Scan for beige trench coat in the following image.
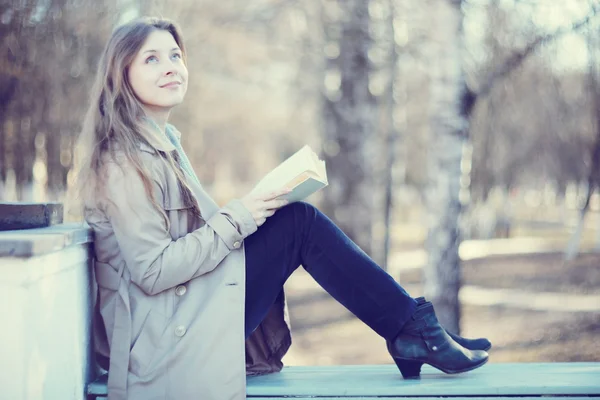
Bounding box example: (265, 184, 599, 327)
(84, 127, 292, 400)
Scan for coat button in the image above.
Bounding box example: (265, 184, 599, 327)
(175, 285, 187, 296)
(174, 325, 187, 337)
(233, 241, 241, 249)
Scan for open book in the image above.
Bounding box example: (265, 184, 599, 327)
(252, 145, 328, 203)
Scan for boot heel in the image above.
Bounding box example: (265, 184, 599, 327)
(393, 358, 423, 379)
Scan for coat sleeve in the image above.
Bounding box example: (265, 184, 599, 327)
(101, 161, 258, 296)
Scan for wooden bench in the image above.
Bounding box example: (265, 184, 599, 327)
(87, 363, 600, 399)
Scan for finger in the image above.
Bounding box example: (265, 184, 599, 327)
(264, 198, 288, 210)
(260, 209, 275, 218)
(260, 188, 292, 201)
(264, 209, 276, 218)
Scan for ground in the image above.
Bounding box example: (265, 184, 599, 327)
(281, 252, 600, 366)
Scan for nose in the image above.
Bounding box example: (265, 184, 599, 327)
(163, 60, 178, 77)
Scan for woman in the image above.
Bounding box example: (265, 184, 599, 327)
(76, 17, 490, 400)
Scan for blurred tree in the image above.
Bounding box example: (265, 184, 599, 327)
(376, 0, 414, 269)
(423, 0, 469, 334)
(461, 1, 598, 246)
(0, 0, 115, 201)
(424, 0, 600, 330)
(320, 0, 376, 255)
(565, 13, 600, 260)
(380, 0, 403, 270)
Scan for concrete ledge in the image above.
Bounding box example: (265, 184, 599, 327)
(0, 223, 92, 257)
(1, 222, 95, 400)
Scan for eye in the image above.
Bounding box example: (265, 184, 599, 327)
(145, 55, 158, 64)
(171, 52, 182, 60)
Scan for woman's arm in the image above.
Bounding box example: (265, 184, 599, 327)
(101, 161, 257, 296)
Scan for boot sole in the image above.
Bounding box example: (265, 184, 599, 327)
(463, 344, 491, 351)
(393, 355, 489, 379)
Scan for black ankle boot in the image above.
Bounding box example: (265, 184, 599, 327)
(415, 297, 491, 351)
(387, 300, 488, 379)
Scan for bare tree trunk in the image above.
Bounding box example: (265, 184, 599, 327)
(565, 19, 600, 260)
(14, 90, 36, 201)
(565, 193, 590, 261)
(321, 0, 375, 255)
(381, 0, 409, 270)
(0, 115, 5, 194)
(0, 79, 17, 193)
(381, 3, 398, 271)
(423, 0, 469, 334)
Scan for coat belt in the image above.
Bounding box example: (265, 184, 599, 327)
(95, 260, 131, 400)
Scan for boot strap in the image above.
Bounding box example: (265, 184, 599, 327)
(420, 324, 451, 352)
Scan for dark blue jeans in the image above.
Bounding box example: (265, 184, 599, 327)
(244, 202, 417, 341)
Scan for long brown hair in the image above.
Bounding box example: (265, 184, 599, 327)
(74, 17, 201, 225)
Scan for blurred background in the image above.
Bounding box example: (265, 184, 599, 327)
(1, 0, 599, 364)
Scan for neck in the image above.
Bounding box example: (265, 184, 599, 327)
(144, 108, 171, 133)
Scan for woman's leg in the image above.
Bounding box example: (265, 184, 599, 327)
(244, 201, 417, 340)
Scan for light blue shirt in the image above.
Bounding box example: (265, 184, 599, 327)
(146, 118, 200, 186)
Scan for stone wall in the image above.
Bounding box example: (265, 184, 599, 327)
(0, 223, 94, 400)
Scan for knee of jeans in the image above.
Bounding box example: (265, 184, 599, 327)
(288, 201, 318, 219)
(286, 201, 316, 216)
(283, 202, 318, 237)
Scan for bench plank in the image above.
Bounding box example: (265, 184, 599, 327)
(94, 397, 593, 400)
(87, 363, 600, 399)
(250, 398, 593, 400)
(246, 363, 600, 397)
(87, 373, 107, 396)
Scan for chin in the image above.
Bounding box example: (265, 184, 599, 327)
(168, 95, 186, 106)
(156, 99, 185, 109)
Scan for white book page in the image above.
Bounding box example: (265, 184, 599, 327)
(253, 146, 316, 193)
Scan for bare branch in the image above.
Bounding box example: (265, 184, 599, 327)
(475, 2, 600, 99)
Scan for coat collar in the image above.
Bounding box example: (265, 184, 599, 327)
(138, 123, 181, 154)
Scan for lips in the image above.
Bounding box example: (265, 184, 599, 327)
(160, 81, 181, 88)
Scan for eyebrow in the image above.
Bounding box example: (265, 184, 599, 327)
(143, 47, 181, 54)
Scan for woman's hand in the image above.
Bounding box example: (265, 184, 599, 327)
(241, 188, 291, 227)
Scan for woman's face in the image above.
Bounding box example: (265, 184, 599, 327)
(128, 29, 188, 114)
